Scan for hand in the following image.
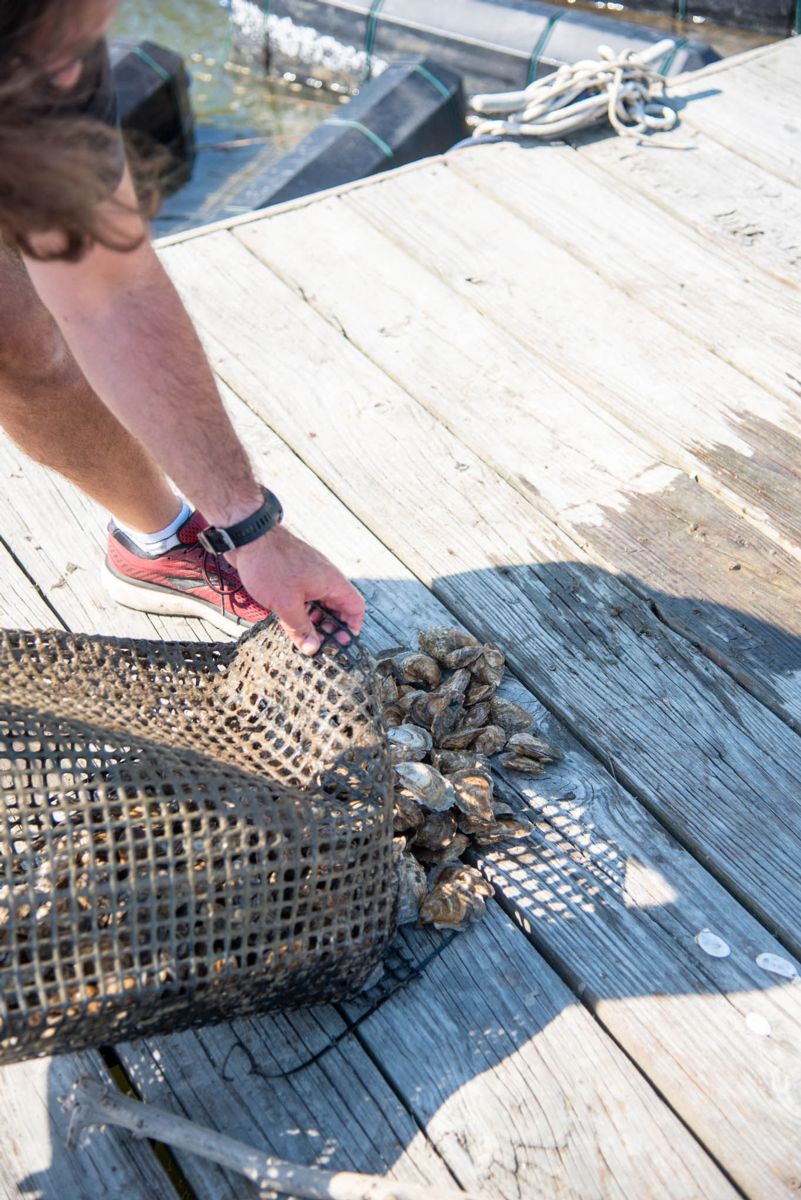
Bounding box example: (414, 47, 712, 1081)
(228, 525, 365, 655)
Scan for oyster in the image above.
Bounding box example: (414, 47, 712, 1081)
(408, 690, 449, 730)
(431, 749, 488, 775)
(392, 789, 426, 834)
(489, 697, 533, 734)
(398, 688, 427, 714)
(465, 680, 497, 706)
(414, 831, 470, 866)
(392, 651, 442, 690)
(473, 725, 507, 756)
(394, 762, 450, 811)
(395, 852, 428, 925)
(455, 811, 495, 839)
(418, 864, 494, 930)
(377, 674, 399, 705)
(376, 647, 407, 673)
(430, 698, 464, 744)
(387, 724, 433, 764)
(436, 667, 471, 703)
(418, 626, 480, 663)
(498, 754, 546, 774)
(382, 703, 403, 728)
(450, 769, 495, 823)
(441, 645, 483, 670)
(505, 732, 563, 764)
(472, 814, 536, 844)
(412, 809, 458, 853)
(439, 725, 488, 751)
(460, 700, 491, 731)
(471, 645, 505, 687)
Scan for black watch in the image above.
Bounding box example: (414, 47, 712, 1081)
(197, 487, 283, 555)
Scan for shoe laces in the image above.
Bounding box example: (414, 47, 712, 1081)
(201, 551, 248, 617)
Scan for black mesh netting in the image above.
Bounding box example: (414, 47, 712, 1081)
(0, 618, 397, 1064)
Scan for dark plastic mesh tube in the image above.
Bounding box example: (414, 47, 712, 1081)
(0, 619, 396, 1063)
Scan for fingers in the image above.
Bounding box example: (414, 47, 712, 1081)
(274, 597, 322, 656)
(319, 577, 366, 637)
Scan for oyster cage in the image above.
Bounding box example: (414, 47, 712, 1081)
(0, 618, 397, 1064)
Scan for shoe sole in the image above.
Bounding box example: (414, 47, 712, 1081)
(101, 564, 250, 639)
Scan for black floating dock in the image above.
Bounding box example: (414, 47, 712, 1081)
(232, 0, 720, 97)
(110, 39, 195, 182)
(225, 56, 465, 213)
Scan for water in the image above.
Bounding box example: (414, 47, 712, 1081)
(114, 0, 771, 236)
(111, 0, 338, 236)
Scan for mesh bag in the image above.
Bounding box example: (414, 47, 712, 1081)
(0, 618, 396, 1064)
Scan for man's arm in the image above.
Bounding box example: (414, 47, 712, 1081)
(24, 169, 364, 652)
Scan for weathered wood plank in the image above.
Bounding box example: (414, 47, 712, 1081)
(571, 126, 801, 289)
(336, 162, 801, 561)
(120, 1002, 458, 1200)
(118, 390, 740, 1200)
(233, 192, 801, 731)
(0, 543, 60, 629)
(0, 1054, 169, 1200)
(160, 230, 801, 955)
(670, 37, 801, 186)
(178, 385, 801, 1197)
(448, 141, 799, 404)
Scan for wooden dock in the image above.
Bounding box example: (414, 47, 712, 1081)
(2, 34, 800, 1199)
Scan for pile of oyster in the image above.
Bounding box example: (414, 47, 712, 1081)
(375, 627, 562, 933)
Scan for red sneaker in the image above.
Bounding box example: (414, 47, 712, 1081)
(102, 511, 271, 637)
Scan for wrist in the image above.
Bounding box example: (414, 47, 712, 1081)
(198, 487, 284, 557)
(201, 487, 264, 529)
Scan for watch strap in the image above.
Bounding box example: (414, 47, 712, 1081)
(197, 487, 283, 554)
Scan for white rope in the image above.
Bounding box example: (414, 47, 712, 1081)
(470, 39, 688, 146)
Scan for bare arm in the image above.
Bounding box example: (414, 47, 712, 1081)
(24, 170, 364, 651)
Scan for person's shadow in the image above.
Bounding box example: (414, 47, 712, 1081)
(14, 558, 801, 1199)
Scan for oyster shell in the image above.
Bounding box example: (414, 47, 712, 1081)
(376, 647, 407, 673)
(392, 651, 442, 690)
(498, 754, 546, 774)
(377, 674, 399, 705)
(439, 725, 489, 751)
(436, 667, 471, 703)
(398, 688, 426, 714)
(465, 680, 497, 706)
(418, 864, 494, 930)
(460, 700, 491, 730)
(395, 852, 428, 925)
(489, 697, 533, 734)
(393, 789, 426, 833)
(412, 809, 458, 853)
(473, 725, 507, 756)
(455, 812, 495, 839)
(408, 690, 449, 730)
(471, 645, 505, 686)
(418, 626, 480, 663)
(394, 762, 450, 811)
(450, 769, 495, 823)
(387, 724, 433, 764)
(431, 749, 488, 775)
(414, 831, 470, 866)
(430, 698, 464, 744)
(472, 814, 536, 844)
(382, 703, 403, 728)
(505, 732, 563, 764)
(440, 644, 484, 670)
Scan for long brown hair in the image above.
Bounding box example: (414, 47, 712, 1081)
(0, 0, 156, 261)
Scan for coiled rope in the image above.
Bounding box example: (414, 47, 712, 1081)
(470, 39, 687, 146)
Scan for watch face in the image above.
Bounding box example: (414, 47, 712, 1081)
(198, 527, 234, 555)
